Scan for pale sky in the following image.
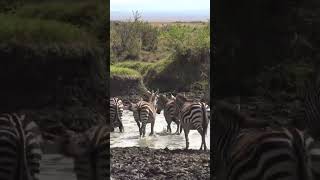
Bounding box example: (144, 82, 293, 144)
(111, 0, 210, 12)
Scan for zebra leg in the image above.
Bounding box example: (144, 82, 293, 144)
(167, 122, 172, 133)
(119, 121, 124, 133)
(142, 124, 146, 137)
(136, 121, 142, 137)
(199, 130, 207, 150)
(175, 123, 180, 135)
(183, 128, 190, 150)
(150, 121, 154, 136)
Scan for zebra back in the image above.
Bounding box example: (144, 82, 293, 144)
(134, 101, 156, 123)
(110, 97, 124, 128)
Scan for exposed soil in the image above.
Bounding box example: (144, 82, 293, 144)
(111, 147, 210, 180)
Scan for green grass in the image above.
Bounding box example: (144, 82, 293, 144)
(14, 1, 102, 27)
(110, 66, 141, 79)
(112, 61, 153, 75)
(0, 14, 97, 45)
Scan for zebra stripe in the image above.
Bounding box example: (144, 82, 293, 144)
(156, 94, 180, 134)
(57, 125, 110, 180)
(214, 101, 319, 180)
(110, 97, 124, 133)
(174, 94, 208, 150)
(0, 113, 42, 180)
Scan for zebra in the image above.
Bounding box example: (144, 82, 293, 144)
(110, 97, 124, 133)
(128, 90, 158, 137)
(0, 113, 42, 180)
(213, 101, 320, 180)
(50, 124, 110, 180)
(156, 94, 180, 134)
(174, 94, 209, 150)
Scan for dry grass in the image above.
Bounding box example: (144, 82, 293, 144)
(150, 21, 207, 27)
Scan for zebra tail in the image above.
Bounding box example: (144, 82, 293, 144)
(201, 103, 208, 136)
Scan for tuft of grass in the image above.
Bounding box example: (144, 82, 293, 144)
(112, 61, 153, 75)
(110, 66, 141, 79)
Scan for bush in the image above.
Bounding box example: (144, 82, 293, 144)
(160, 23, 210, 62)
(110, 11, 160, 61)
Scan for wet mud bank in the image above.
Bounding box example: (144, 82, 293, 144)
(111, 147, 210, 180)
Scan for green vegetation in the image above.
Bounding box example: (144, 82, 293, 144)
(111, 12, 210, 93)
(110, 66, 141, 79)
(0, 14, 96, 44)
(112, 61, 153, 75)
(13, 0, 107, 41)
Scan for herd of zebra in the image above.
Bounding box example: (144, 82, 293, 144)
(110, 90, 211, 150)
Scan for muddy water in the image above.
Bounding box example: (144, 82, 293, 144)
(111, 110, 210, 150)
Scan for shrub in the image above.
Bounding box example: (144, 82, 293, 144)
(110, 11, 160, 61)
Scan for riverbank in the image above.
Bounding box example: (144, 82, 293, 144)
(111, 147, 210, 180)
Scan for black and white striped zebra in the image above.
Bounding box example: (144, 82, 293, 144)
(213, 101, 320, 180)
(128, 90, 158, 137)
(0, 113, 42, 180)
(156, 94, 180, 134)
(174, 94, 209, 150)
(110, 97, 124, 133)
(51, 124, 110, 180)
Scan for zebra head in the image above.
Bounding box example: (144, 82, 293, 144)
(156, 94, 168, 114)
(150, 89, 159, 107)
